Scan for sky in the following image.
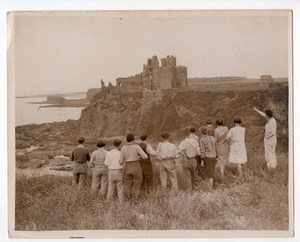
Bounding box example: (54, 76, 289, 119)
(11, 11, 290, 96)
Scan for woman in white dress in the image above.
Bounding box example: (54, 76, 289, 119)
(226, 117, 247, 177)
(214, 119, 229, 178)
(253, 107, 277, 169)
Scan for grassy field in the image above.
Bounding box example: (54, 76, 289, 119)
(15, 152, 289, 231)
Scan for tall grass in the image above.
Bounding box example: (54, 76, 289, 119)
(15, 153, 289, 231)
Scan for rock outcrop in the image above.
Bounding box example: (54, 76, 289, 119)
(79, 86, 288, 151)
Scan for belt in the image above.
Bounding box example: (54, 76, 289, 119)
(125, 160, 140, 163)
(161, 158, 175, 161)
(186, 156, 196, 159)
(140, 160, 151, 163)
(109, 168, 123, 170)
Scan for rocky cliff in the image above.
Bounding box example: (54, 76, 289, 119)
(79, 86, 288, 151)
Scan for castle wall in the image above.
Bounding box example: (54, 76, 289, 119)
(116, 55, 187, 93)
(117, 75, 143, 93)
(158, 67, 174, 89)
(175, 66, 188, 88)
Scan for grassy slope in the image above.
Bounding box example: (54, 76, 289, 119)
(15, 152, 289, 231)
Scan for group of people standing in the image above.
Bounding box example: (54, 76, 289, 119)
(70, 107, 277, 202)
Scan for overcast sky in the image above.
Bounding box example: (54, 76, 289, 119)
(12, 11, 290, 96)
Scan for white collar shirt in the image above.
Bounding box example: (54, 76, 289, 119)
(105, 148, 123, 170)
(156, 141, 177, 160)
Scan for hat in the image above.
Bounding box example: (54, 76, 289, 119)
(97, 140, 106, 147)
(160, 131, 170, 139)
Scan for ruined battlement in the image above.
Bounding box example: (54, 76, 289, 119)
(115, 56, 187, 93)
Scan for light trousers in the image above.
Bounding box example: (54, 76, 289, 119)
(264, 136, 277, 169)
(106, 169, 124, 203)
(91, 167, 108, 198)
(159, 159, 178, 192)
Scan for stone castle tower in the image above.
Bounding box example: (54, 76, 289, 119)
(116, 55, 187, 93)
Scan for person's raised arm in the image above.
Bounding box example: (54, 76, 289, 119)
(253, 107, 266, 119)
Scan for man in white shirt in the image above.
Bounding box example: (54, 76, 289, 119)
(105, 139, 124, 203)
(178, 128, 200, 191)
(156, 131, 178, 192)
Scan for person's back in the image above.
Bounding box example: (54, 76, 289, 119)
(229, 126, 245, 144)
(215, 126, 229, 145)
(178, 137, 199, 159)
(200, 135, 217, 158)
(72, 146, 90, 163)
(157, 141, 177, 160)
(227, 117, 247, 168)
(105, 148, 122, 170)
(91, 148, 107, 168)
(121, 143, 148, 162)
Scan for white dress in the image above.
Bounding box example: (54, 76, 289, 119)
(227, 126, 247, 164)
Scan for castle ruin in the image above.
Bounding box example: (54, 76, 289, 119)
(116, 55, 187, 93)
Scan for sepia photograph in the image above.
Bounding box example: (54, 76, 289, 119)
(7, 10, 293, 238)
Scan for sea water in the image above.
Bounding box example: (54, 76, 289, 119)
(15, 94, 86, 126)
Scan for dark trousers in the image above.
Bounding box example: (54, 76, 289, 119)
(72, 172, 87, 190)
(140, 162, 153, 193)
(123, 161, 143, 199)
(196, 155, 202, 175)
